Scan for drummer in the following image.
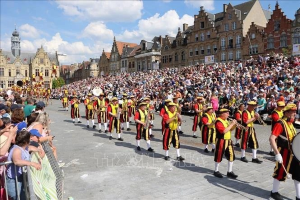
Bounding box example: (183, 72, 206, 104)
(269, 103, 300, 200)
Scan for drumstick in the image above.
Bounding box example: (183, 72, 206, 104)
(281, 164, 292, 179)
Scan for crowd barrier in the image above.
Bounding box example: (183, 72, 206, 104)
(0, 142, 64, 200)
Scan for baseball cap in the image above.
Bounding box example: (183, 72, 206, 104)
(29, 129, 42, 137)
(17, 122, 27, 133)
(0, 104, 8, 111)
(11, 104, 21, 111)
(36, 101, 46, 108)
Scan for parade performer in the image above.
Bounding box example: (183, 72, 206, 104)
(144, 97, 154, 138)
(234, 103, 244, 147)
(213, 108, 238, 179)
(162, 102, 184, 161)
(129, 95, 136, 122)
(173, 97, 183, 134)
(269, 101, 285, 156)
(62, 95, 69, 111)
(160, 99, 171, 135)
(84, 93, 96, 129)
(269, 103, 300, 200)
(192, 97, 204, 138)
(70, 96, 81, 123)
(120, 94, 131, 131)
(240, 101, 263, 164)
(134, 102, 154, 152)
(95, 93, 108, 133)
(107, 97, 123, 141)
(201, 106, 216, 153)
(46, 88, 51, 105)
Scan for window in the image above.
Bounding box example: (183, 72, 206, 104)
(251, 33, 255, 39)
(274, 20, 280, 31)
(224, 24, 229, 31)
(45, 69, 49, 77)
(164, 46, 169, 51)
(221, 52, 226, 61)
(8, 81, 14, 87)
(9, 69, 11, 77)
(207, 46, 211, 55)
(213, 44, 217, 53)
(169, 55, 172, 62)
(236, 35, 241, 46)
(0, 68, 4, 76)
(232, 22, 236, 30)
(44, 81, 50, 88)
(189, 49, 193, 57)
(280, 33, 287, 47)
(195, 34, 198, 42)
(236, 50, 241, 60)
(267, 35, 274, 49)
(0, 81, 4, 88)
(200, 33, 205, 41)
(293, 28, 300, 44)
(228, 13, 232, 20)
(40, 58, 44, 64)
(228, 51, 233, 60)
(207, 31, 210, 39)
(201, 46, 204, 55)
(35, 68, 39, 77)
(175, 53, 178, 61)
(221, 38, 226, 47)
(195, 48, 199, 56)
(249, 45, 258, 55)
(228, 37, 233, 48)
(200, 22, 204, 29)
(181, 51, 185, 61)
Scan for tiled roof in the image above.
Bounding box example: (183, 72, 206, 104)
(115, 41, 138, 55)
(104, 52, 111, 59)
(129, 45, 141, 57)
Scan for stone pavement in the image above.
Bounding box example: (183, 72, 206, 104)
(46, 100, 297, 200)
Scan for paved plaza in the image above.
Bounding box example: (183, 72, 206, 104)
(47, 100, 297, 200)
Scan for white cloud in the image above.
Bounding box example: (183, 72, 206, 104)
(184, 0, 214, 11)
(32, 16, 46, 21)
(19, 24, 40, 38)
(82, 21, 114, 42)
(117, 10, 194, 42)
(56, 0, 143, 22)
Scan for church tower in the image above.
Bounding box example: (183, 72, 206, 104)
(11, 27, 21, 57)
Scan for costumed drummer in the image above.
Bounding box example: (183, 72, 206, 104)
(213, 108, 238, 179)
(269, 103, 300, 200)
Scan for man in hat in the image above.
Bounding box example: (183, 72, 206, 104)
(95, 93, 108, 133)
(134, 102, 154, 152)
(160, 99, 171, 135)
(107, 97, 123, 141)
(129, 95, 137, 123)
(267, 101, 285, 156)
(162, 102, 184, 161)
(173, 96, 183, 134)
(213, 108, 238, 179)
(234, 103, 245, 147)
(62, 94, 69, 111)
(201, 105, 216, 153)
(120, 93, 131, 131)
(240, 101, 262, 164)
(192, 97, 204, 138)
(269, 103, 300, 200)
(84, 93, 96, 129)
(70, 96, 81, 123)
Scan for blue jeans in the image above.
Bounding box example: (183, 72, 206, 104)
(6, 176, 26, 200)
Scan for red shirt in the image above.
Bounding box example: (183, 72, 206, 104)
(235, 112, 241, 121)
(271, 112, 280, 122)
(272, 122, 284, 137)
(163, 113, 170, 123)
(215, 121, 225, 134)
(202, 115, 209, 125)
(160, 107, 166, 117)
(242, 111, 250, 124)
(194, 104, 199, 111)
(134, 110, 142, 121)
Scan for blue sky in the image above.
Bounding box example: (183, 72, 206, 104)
(0, 0, 298, 64)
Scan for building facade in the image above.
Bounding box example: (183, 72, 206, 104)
(99, 50, 111, 76)
(243, 22, 265, 59)
(264, 3, 293, 55)
(0, 28, 59, 89)
(292, 8, 300, 45)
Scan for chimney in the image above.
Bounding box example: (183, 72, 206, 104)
(183, 23, 188, 32)
(223, 4, 228, 12)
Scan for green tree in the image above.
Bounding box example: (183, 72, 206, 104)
(52, 77, 65, 88)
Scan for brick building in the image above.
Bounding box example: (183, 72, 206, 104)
(292, 8, 300, 45)
(243, 22, 265, 59)
(264, 2, 293, 55)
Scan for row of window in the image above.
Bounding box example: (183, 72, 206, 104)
(195, 32, 211, 42)
(189, 47, 218, 57)
(267, 34, 288, 49)
(0, 68, 50, 77)
(224, 22, 237, 31)
(221, 51, 242, 61)
(220, 35, 241, 47)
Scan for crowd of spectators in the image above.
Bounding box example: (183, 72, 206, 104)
(0, 92, 55, 200)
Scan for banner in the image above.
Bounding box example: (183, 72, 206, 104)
(30, 153, 58, 200)
(293, 44, 300, 56)
(205, 55, 214, 64)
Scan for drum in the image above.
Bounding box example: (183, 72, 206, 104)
(292, 133, 300, 162)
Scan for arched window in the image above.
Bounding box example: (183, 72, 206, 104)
(267, 35, 274, 49)
(195, 34, 198, 42)
(175, 53, 178, 61)
(280, 33, 287, 47)
(181, 51, 185, 61)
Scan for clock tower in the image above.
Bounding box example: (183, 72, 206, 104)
(11, 27, 21, 57)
